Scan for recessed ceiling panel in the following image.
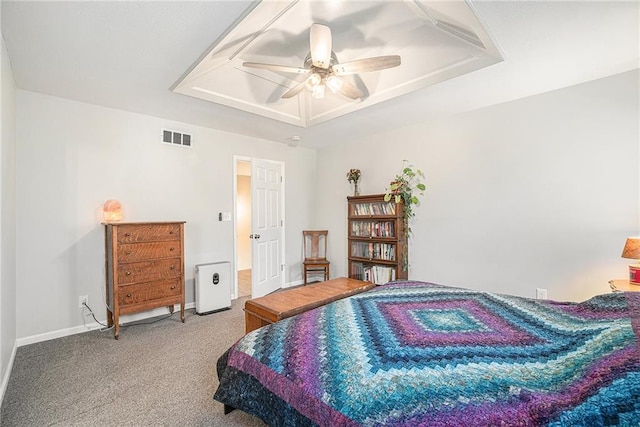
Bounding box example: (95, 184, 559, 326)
(172, 0, 503, 128)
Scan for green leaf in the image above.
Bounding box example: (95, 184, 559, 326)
(417, 183, 426, 190)
(383, 194, 391, 202)
(411, 196, 419, 204)
(395, 195, 401, 204)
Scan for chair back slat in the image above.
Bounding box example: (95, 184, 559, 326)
(303, 230, 328, 261)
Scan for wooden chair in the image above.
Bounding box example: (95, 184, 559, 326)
(303, 230, 330, 284)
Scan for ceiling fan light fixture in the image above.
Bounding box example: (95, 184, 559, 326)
(243, 24, 400, 102)
(325, 75, 343, 94)
(305, 73, 322, 91)
(312, 83, 325, 99)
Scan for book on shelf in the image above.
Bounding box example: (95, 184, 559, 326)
(352, 202, 396, 216)
(351, 221, 396, 238)
(350, 262, 396, 285)
(351, 241, 395, 261)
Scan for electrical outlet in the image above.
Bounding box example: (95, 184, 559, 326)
(79, 295, 88, 308)
(536, 288, 548, 300)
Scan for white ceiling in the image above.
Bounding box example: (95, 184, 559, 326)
(2, 1, 638, 149)
(173, 0, 503, 127)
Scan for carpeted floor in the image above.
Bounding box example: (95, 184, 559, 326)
(0, 298, 266, 426)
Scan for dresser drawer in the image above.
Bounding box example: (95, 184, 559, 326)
(117, 223, 180, 244)
(117, 241, 181, 263)
(118, 279, 182, 307)
(117, 258, 181, 284)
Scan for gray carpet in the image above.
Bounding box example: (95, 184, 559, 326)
(0, 298, 266, 426)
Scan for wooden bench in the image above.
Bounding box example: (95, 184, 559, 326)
(244, 277, 375, 333)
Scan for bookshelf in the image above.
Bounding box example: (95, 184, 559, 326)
(347, 194, 408, 285)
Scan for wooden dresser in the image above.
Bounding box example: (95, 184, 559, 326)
(104, 221, 186, 339)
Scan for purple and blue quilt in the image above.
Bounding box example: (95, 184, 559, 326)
(215, 281, 640, 426)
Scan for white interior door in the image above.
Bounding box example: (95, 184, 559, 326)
(251, 159, 284, 297)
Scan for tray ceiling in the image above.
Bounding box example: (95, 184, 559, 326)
(173, 0, 503, 128)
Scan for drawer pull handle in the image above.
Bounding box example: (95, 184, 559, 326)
(170, 247, 175, 251)
(126, 271, 131, 276)
(170, 286, 176, 290)
(126, 293, 132, 297)
(169, 231, 174, 235)
(170, 266, 175, 270)
(124, 233, 131, 237)
(125, 251, 131, 255)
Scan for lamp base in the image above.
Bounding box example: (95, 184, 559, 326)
(629, 265, 640, 286)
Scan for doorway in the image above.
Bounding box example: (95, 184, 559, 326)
(236, 160, 252, 297)
(234, 156, 285, 299)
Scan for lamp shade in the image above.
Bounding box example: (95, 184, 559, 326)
(622, 237, 640, 286)
(103, 199, 122, 222)
(621, 237, 640, 260)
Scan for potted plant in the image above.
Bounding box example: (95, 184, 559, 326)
(384, 160, 426, 239)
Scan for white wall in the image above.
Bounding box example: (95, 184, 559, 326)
(8, 66, 638, 342)
(15, 90, 317, 339)
(316, 70, 639, 302)
(0, 34, 17, 402)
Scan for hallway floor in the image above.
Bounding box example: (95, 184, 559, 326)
(238, 269, 251, 297)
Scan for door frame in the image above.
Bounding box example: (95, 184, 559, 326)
(232, 155, 286, 299)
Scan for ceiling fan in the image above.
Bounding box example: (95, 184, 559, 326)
(242, 23, 401, 100)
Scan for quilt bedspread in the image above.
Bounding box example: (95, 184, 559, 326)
(215, 281, 640, 426)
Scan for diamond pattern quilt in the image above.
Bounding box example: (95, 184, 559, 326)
(214, 281, 640, 426)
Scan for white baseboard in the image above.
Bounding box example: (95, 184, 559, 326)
(16, 322, 103, 347)
(0, 341, 17, 407)
(16, 302, 196, 347)
(284, 279, 304, 288)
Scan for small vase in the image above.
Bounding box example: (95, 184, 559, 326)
(354, 182, 360, 196)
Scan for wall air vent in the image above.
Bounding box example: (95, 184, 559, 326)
(161, 129, 192, 148)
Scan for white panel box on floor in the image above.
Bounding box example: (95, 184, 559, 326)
(195, 261, 231, 315)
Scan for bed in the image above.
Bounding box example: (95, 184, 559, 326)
(214, 281, 640, 426)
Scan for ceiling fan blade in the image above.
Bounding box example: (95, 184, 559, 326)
(310, 24, 332, 69)
(281, 80, 308, 99)
(243, 62, 310, 75)
(338, 79, 363, 100)
(332, 55, 401, 76)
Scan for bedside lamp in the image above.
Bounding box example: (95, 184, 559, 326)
(621, 237, 640, 286)
(103, 199, 122, 222)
